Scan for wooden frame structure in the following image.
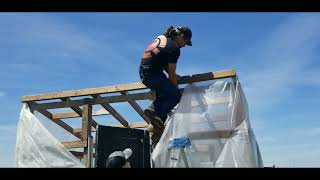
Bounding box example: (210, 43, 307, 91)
(20, 69, 236, 167)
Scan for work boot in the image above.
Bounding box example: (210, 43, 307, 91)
(150, 126, 164, 145)
(146, 123, 154, 132)
(144, 108, 164, 130)
(146, 103, 155, 112)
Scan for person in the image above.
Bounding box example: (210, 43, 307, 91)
(139, 26, 192, 141)
(105, 148, 132, 168)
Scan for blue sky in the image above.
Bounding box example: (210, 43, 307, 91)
(1, 12, 320, 167)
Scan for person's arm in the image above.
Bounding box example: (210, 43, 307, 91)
(166, 47, 181, 86)
(167, 63, 178, 86)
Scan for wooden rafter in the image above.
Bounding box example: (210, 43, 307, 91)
(52, 108, 109, 120)
(36, 92, 155, 110)
(62, 140, 87, 149)
(120, 91, 150, 124)
(114, 122, 148, 128)
(27, 101, 81, 139)
(22, 82, 147, 102)
(60, 97, 98, 128)
(92, 95, 129, 127)
(73, 122, 149, 135)
(21, 69, 236, 102)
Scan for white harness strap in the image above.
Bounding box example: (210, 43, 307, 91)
(151, 35, 167, 55)
(143, 35, 168, 59)
(157, 35, 167, 48)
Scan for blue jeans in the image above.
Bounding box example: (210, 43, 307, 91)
(139, 67, 181, 123)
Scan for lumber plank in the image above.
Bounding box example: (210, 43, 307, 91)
(52, 108, 109, 120)
(36, 92, 155, 110)
(21, 69, 236, 102)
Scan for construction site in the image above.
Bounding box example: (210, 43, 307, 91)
(16, 69, 263, 168)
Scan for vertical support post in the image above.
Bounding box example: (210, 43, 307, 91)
(82, 104, 93, 168)
(87, 134, 93, 167)
(180, 148, 189, 168)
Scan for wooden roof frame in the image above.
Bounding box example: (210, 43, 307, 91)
(20, 69, 236, 167)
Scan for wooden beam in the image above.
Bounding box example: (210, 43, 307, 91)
(120, 91, 150, 124)
(27, 101, 81, 139)
(81, 104, 92, 141)
(70, 151, 96, 159)
(74, 121, 148, 132)
(52, 108, 109, 120)
(69, 151, 84, 159)
(92, 95, 129, 128)
(60, 97, 98, 128)
(62, 140, 87, 149)
(82, 104, 93, 168)
(111, 122, 148, 128)
(21, 69, 236, 102)
(22, 82, 147, 102)
(74, 127, 96, 134)
(129, 122, 148, 128)
(36, 92, 155, 110)
(178, 69, 236, 84)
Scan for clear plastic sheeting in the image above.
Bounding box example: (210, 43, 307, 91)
(151, 78, 263, 168)
(15, 103, 85, 168)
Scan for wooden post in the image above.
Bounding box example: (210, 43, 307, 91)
(82, 104, 93, 168)
(60, 97, 99, 128)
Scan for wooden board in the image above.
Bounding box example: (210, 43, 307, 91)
(27, 101, 81, 139)
(82, 104, 93, 167)
(36, 92, 155, 110)
(69, 151, 96, 159)
(111, 122, 149, 128)
(21, 69, 236, 102)
(120, 91, 151, 124)
(92, 95, 129, 127)
(73, 122, 148, 135)
(81, 104, 92, 141)
(62, 140, 87, 149)
(60, 97, 98, 128)
(22, 82, 147, 102)
(52, 108, 109, 120)
(178, 69, 236, 84)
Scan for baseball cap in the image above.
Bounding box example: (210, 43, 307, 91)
(108, 148, 132, 160)
(179, 26, 192, 46)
